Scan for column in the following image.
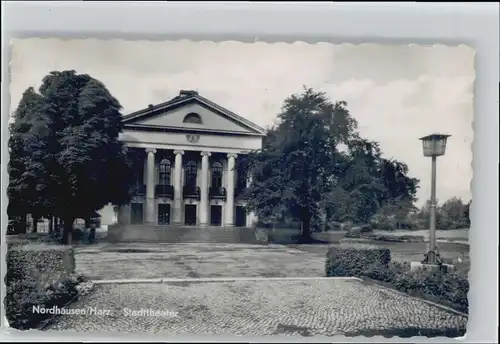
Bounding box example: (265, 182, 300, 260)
(199, 151, 211, 226)
(225, 153, 237, 227)
(145, 148, 156, 224)
(173, 150, 184, 224)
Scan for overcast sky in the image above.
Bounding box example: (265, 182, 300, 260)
(9, 39, 474, 207)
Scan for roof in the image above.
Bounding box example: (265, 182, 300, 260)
(122, 90, 267, 136)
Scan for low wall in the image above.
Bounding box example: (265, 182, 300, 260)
(106, 224, 268, 244)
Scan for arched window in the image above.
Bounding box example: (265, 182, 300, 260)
(185, 161, 197, 186)
(158, 159, 171, 185)
(183, 113, 202, 124)
(211, 161, 223, 188)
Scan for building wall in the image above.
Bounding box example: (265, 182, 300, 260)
(120, 130, 262, 154)
(97, 203, 117, 225)
(136, 103, 255, 134)
(116, 119, 262, 227)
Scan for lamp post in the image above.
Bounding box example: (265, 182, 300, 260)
(419, 133, 451, 265)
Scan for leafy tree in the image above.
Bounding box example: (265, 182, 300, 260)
(368, 158, 420, 229)
(240, 87, 420, 238)
(8, 70, 135, 244)
(438, 197, 469, 229)
(332, 138, 386, 223)
(7, 87, 54, 233)
(326, 139, 419, 227)
(415, 197, 471, 230)
(240, 88, 358, 238)
(463, 200, 471, 227)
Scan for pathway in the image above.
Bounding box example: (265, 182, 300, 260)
(75, 243, 328, 280)
(45, 279, 468, 336)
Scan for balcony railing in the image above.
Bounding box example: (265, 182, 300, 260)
(155, 184, 174, 199)
(209, 186, 226, 201)
(183, 185, 200, 200)
(131, 183, 146, 196)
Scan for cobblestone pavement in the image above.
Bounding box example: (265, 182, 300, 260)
(75, 243, 327, 280)
(45, 279, 467, 336)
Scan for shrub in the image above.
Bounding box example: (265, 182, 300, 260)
(392, 269, 469, 311)
(5, 244, 79, 329)
(361, 260, 469, 312)
(325, 245, 391, 277)
(325, 246, 469, 312)
(361, 262, 407, 283)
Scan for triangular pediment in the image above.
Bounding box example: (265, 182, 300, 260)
(122, 91, 266, 136)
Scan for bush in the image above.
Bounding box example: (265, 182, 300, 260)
(391, 269, 469, 311)
(325, 245, 391, 277)
(5, 244, 79, 329)
(325, 246, 469, 312)
(362, 262, 407, 283)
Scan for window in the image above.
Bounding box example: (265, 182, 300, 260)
(158, 159, 171, 185)
(183, 113, 202, 124)
(211, 161, 223, 188)
(185, 161, 197, 186)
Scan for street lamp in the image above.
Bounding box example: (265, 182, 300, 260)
(419, 133, 451, 265)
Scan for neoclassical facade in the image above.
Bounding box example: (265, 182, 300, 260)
(115, 90, 265, 227)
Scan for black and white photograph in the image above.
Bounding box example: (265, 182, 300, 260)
(4, 38, 474, 338)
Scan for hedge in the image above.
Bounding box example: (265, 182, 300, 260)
(325, 246, 469, 313)
(5, 244, 80, 329)
(325, 244, 391, 277)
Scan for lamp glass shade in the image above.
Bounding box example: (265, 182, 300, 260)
(420, 134, 451, 157)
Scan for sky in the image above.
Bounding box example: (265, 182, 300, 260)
(9, 39, 475, 207)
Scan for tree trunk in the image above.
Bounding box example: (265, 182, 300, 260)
(48, 216, 54, 234)
(301, 208, 312, 241)
(54, 218, 60, 236)
(301, 220, 311, 239)
(62, 218, 74, 245)
(89, 226, 96, 244)
(32, 216, 39, 233)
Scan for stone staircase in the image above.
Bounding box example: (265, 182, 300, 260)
(106, 224, 267, 244)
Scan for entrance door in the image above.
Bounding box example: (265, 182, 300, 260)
(235, 206, 247, 227)
(210, 205, 222, 226)
(158, 203, 170, 225)
(184, 204, 197, 226)
(130, 203, 143, 224)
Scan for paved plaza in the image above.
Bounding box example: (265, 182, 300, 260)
(49, 242, 468, 337)
(75, 243, 327, 280)
(44, 279, 467, 336)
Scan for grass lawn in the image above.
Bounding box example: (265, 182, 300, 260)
(287, 231, 470, 273)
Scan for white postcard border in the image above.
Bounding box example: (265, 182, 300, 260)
(1, 2, 498, 343)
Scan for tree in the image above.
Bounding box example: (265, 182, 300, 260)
(7, 87, 54, 233)
(240, 87, 358, 238)
(463, 200, 471, 227)
(438, 197, 469, 229)
(332, 137, 386, 224)
(369, 158, 419, 229)
(240, 87, 420, 238)
(326, 138, 419, 227)
(8, 70, 135, 244)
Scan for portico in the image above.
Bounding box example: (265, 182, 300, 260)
(115, 90, 265, 228)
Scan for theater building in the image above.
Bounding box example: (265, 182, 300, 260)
(114, 90, 264, 228)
